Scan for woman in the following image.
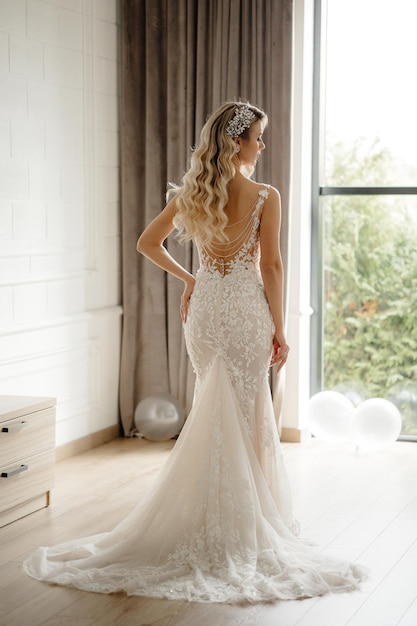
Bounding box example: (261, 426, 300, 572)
(24, 102, 366, 602)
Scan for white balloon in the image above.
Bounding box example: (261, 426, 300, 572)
(307, 391, 354, 442)
(351, 398, 402, 450)
(134, 394, 185, 441)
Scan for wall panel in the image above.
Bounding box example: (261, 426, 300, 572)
(0, 0, 121, 447)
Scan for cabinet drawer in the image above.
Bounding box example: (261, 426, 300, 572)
(0, 407, 55, 466)
(0, 449, 55, 514)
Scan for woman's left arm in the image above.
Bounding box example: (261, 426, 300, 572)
(259, 187, 289, 369)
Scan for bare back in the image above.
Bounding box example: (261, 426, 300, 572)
(199, 178, 269, 276)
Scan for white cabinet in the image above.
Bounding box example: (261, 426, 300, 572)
(0, 396, 56, 527)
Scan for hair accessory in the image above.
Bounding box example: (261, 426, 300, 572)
(226, 105, 256, 138)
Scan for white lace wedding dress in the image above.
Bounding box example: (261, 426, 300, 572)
(24, 187, 366, 603)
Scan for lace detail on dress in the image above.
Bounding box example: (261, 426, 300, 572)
(167, 395, 256, 573)
(185, 187, 275, 446)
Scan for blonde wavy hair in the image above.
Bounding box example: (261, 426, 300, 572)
(172, 101, 267, 245)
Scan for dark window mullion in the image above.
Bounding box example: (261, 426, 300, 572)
(320, 187, 417, 196)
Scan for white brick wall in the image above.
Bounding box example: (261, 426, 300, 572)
(0, 0, 121, 446)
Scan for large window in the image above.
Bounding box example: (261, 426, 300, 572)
(312, 0, 417, 438)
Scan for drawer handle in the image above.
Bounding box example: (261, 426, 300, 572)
(1, 464, 29, 478)
(1, 421, 28, 433)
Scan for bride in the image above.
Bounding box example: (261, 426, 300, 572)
(24, 101, 366, 603)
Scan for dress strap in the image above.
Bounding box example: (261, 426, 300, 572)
(254, 185, 270, 217)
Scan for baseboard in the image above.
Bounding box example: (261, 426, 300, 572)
(55, 424, 120, 462)
(56, 424, 307, 459)
(281, 427, 311, 443)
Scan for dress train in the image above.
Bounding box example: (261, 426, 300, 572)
(24, 356, 366, 603)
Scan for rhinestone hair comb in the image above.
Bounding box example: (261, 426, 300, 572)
(226, 105, 256, 138)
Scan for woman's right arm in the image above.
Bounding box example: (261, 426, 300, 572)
(137, 198, 195, 321)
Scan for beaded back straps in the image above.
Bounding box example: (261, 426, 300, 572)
(199, 187, 269, 276)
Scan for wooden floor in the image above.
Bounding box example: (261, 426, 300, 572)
(1, 436, 417, 626)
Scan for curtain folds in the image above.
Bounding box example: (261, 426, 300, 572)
(119, 0, 293, 436)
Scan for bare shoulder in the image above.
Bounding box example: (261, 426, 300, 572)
(261, 184, 281, 203)
(242, 180, 281, 202)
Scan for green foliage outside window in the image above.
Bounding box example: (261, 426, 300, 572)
(323, 139, 417, 435)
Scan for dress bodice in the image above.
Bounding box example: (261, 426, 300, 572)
(197, 186, 269, 276)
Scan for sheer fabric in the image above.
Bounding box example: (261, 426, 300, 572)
(24, 188, 366, 602)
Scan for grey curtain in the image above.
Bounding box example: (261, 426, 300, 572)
(119, 0, 293, 436)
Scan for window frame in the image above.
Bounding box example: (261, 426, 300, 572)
(311, 0, 417, 441)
